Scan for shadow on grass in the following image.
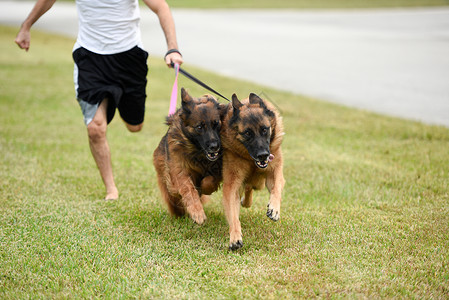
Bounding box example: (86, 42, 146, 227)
(105, 191, 300, 254)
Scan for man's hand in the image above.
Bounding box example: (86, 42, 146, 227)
(15, 29, 31, 51)
(165, 51, 183, 68)
(143, 0, 183, 68)
(13, 0, 57, 52)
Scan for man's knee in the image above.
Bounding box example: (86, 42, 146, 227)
(126, 122, 143, 133)
(87, 119, 107, 142)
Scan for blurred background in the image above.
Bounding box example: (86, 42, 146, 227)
(2, 0, 449, 126)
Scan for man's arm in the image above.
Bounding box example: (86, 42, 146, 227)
(143, 0, 183, 67)
(15, 0, 57, 51)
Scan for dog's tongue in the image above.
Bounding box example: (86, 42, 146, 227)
(268, 154, 274, 162)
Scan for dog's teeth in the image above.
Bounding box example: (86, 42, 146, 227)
(206, 151, 220, 161)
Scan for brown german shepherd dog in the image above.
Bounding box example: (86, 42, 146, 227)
(153, 88, 224, 224)
(221, 93, 285, 250)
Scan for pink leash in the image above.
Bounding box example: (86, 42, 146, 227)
(168, 63, 180, 116)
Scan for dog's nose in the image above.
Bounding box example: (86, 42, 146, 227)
(257, 151, 270, 162)
(208, 141, 219, 152)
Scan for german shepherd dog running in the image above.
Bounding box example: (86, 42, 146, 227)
(221, 93, 285, 250)
(153, 88, 224, 224)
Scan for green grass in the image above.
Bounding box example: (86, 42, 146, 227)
(1, 26, 449, 298)
(165, 0, 449, 8)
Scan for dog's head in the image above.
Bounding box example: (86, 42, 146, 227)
(179, 87, 224, 161)
(230, 93, 275, 169)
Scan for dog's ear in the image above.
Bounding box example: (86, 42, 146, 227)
(249, 93, 275, 118)
(232, 94, 243, 110)
(181, 87, 194, 111)
(181, 87, 193, 103)
(218, 103, 228, 119)
(249, 93, 262, 105)
(180, 88, 194, 122)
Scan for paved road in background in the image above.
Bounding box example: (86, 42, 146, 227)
(2, 1, 449, 126)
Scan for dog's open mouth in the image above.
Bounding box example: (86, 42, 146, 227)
(254, 154, 273, 169)
(255, 159, 269, 169)
(206, 151, 220, 161)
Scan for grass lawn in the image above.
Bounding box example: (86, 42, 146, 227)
(1, 26, 448, 298)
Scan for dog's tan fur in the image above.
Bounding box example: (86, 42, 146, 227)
(220, 93, 285, 249)
(153, 88, 223, 224)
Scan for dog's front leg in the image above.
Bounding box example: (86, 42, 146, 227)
(172, 170, 206, 225)
(223, 185, 242, 250)
(266, 149, 285, 221)
(240, 184, 253, 208)
(222, 167, 245, 250)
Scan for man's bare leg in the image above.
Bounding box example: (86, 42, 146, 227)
(125, 123, 143, 132)
(87, 99, 118, 200)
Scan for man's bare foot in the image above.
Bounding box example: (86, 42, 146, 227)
(104, 187, 119, 200)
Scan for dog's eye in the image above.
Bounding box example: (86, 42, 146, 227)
(261, 127, 268, 135)
(243, 129, 253, 138)
(213, 120, 220, 129)
(196, 124, 203, 131)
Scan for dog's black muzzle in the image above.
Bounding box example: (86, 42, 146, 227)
(203, 131, 221, 161)
(247, 140, 271, 169)
(205, 139, 220, 161)
(253, 150, 270, 169)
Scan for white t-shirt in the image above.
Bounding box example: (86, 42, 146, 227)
(73, 0, 144, 54)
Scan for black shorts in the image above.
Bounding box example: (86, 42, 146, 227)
(73, 46, 149, 125)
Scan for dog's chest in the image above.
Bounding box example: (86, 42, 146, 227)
(189, 154, 222, 176)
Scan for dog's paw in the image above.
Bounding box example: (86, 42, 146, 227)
(190, 210, 207, 225)
(229, 240, 243, 251)
(200, 194, 211, 204)
(240, 196, 251, 208)
(229, 231, 243, 250)
(186, 202, 207, 225)
(266, 203, 280, 221)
